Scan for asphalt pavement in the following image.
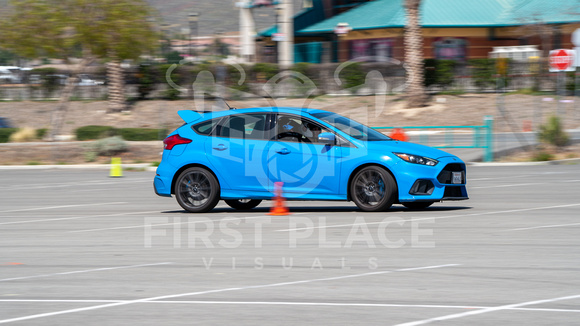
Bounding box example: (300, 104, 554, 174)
(1, 165, 579, 325)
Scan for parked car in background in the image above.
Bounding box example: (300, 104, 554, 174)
(0, 117, 14, 128)
(77, 74, 104, 86)
(0, 66, 22, 84)
(154, 107, 469, 213)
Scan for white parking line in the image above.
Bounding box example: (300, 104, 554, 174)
(0, 262, 173, 282)
(0, 211, 159, 226)
(0, 179, 151, 191)
(0, 202, 127, 214)
(469, 182, 542, 189)
(508, 222, 580, 232)
(0, 264, 458, 324)
(2, 299, 580, 314)
(394, 293, 580, 326)
(276, 203, 580, 232)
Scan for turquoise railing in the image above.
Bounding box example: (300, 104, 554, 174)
(373, 116, 494, 162)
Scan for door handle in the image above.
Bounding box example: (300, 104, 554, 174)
(213, 144, 227, 151)
(276, 148, 291, 155)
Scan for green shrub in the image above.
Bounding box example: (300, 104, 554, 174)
(341, 62, 366, 93)
(36, 128, 48, 139)
(84, 150, 98, 162)
(87, 136, 128, 156)
(31, 67, 63, 98)
(253, 63, 279, 81)
(118, 128, 168, 141)
(76, 126, 168, 141)
(538, 115, 570, 147)
(532, 151, 554, 162)
(162, 87, 182, 100)
(0, 128, 18, 143)
(227, 64, 251, 93)
(566, 71, 577, 92)
(160, 63, 189, 100)
(291, 62, 315, 81)
(135, 64, 159, 100)
(75, 125, 117, 141)
(469, 59, 497, 90)
(424, 59, 456, 89)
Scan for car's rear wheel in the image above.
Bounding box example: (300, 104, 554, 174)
(351, 166, 397, 212)
(175, 167, 220, 213)
(224, 199, 262, 210)
(402, 202, 434, 210)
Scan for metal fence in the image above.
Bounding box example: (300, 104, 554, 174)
(373, 116, 494, 162)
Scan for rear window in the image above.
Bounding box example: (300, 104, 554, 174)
(192, 118, 220, 135)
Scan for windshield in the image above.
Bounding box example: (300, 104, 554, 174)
(311, 112, 391, 141)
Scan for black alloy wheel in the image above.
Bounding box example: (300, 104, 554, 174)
(175, 167, 220, 213)
(351, 166, 397, 212)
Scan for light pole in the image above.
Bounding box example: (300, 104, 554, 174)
(188, 12, 198, 59)
(275, 5, 283, 63)
(277, 0, 294, 69)
(214, 29, 224, 59)
(160, 23, 170, 58)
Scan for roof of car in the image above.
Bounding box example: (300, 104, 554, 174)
(194, 107, 331, 120)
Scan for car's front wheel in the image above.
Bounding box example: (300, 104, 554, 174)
(350, 166, 397, 212)
(224, 199, 262, 210)
(175, 167, 220, 213)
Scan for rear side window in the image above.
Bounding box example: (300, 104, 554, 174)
(192, 119, 220, 135)
(215, 114, 270, 140)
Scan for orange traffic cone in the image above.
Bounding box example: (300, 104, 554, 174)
(268, 182, 290, 216)
(389, 128, 409, 142)
(522, 120, 532, 132)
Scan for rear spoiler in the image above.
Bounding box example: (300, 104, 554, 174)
(177, 110, 209, 123)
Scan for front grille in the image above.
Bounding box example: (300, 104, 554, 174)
(437, 163, 466, 184)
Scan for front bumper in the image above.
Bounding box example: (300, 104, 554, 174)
(396, 157, 469, 203)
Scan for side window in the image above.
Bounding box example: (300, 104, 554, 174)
(192, 119, 219, 135)
(216, 114, 269, 140)
(275, 114, 332, 144)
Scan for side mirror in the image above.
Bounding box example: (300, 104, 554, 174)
(317, 132, 335, 145)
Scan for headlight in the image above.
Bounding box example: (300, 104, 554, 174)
(394, 153, 438, 166)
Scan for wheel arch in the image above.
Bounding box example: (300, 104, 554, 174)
(346, 163, 399, 202)
(171, 163, 220, 195)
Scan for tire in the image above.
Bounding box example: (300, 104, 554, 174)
(350, 166, 397, 212)
(224, 199, 262, 210)
(174, 167, 220, 213)
(402, 202, 434, 210)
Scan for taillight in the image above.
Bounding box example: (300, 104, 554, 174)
(163, 134, 192, 150)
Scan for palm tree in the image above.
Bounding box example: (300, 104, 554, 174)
(107, 57, 127, 113)
(404, 0, 428, 108)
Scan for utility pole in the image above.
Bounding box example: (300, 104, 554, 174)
(239, 2, 256, 63)
(188, 12, 198, 59)
(277, 0, 294, 69)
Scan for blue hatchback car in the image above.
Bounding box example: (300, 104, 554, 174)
(154, 107, 468, 212)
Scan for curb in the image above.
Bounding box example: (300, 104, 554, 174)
(0, 163, 157, 171)
(467, 158, 580, 167)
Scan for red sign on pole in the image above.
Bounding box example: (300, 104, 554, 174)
(549, 49, 575, 72)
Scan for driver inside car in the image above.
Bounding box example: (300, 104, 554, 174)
(276, 116, 301, 140)
(301, 121, 322, 143)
